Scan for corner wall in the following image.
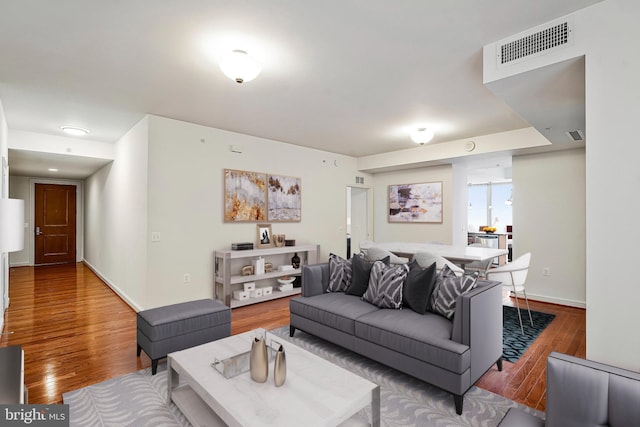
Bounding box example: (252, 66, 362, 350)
(84, 116, 149, 310)
(513, 149, 585, 307)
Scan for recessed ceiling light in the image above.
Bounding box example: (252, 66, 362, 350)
(48, 168, 58, 172)
(60, 126, 90, 136)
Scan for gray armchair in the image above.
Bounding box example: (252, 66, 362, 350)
(498, 351, 640, 426)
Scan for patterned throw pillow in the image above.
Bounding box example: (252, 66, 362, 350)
(327, 253, 352, 292)
(430, 270, 479, 320)
(428, 264, 457, 312)
(362, 261, 409, 309)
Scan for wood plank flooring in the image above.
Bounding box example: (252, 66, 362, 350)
(1, 262, 585, 412)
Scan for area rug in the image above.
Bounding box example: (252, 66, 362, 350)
(64, 326, 544, 427)
(502, 305, 556, 363)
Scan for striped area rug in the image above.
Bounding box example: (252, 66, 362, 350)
(63, 326, 545, 426)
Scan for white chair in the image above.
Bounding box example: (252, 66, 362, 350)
(412, 252, 465, 276)
(485, 252, 533, 334)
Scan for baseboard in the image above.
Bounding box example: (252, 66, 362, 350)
(9, 262, 30, 267)
(82, 260, 143, 312)
(514, 291, 585, 309)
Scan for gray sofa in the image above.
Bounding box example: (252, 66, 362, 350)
(498, 351, 640, 426)
(289, 262, 503, 415)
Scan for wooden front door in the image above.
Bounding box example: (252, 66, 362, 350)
(35, 184, 77, 265)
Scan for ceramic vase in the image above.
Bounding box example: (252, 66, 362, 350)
(250, 336, 268, 383)
(274, 344, 286, 387)
(291, 252, 300, 269)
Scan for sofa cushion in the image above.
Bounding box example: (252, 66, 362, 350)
(403, 260, 437, 315)
(430, 268, 479, 320)
(362, 261, 409, 309)
(328, 253, 352, 292)
(346, 254, 390, 297)
(354, 309, 470, 373)
(290, 293, 379, 335)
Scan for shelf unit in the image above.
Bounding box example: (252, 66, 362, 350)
(214, 244, 319, 308)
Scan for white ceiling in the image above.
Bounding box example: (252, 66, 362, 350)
(0, 0, 599, 178)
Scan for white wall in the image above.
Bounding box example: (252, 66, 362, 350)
(84, 117, 149, 310)
(581, 0, 640, 370)
(372, 165, 453, 245)
(513, 149, 585, 307)
(142, 115, 364, 309)
(8, 129, 115, 160)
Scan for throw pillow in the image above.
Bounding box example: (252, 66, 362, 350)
(402, 260, 437, 315)
(430, 271, 479, 320)
(346, 254, 390, 297)
(327, 253, 352, 292)
(362, 261, 409, 309)
(427, 264, 458, 312)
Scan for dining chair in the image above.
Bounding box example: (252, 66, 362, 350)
(485, 252, 533, 334)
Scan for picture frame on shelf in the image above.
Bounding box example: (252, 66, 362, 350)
(256, 223, 273, 248)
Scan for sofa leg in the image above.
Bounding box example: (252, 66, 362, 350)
(453, 394, 463, 415)
(151, 359, 158, 375)
(289, 325, 296, 337)
(136, 344, 142, 357)
(496, 357, 503, 372)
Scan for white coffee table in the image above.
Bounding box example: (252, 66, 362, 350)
(167, 328, 380, 426)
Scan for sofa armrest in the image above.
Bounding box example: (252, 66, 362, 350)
(451, 280, 503, 384)
(301, 263, 329, 297)
(545, 352, 640, 426)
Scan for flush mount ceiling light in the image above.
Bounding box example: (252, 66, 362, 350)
(60, 126, 90, 136)
(219, 50, 261, 84)
(410, 127, 435, 145)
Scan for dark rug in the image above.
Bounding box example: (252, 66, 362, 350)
(503, 305, 555, 363)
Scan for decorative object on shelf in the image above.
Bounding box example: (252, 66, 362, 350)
(273, 342, 286, 387)
(264, 262, 273, 273)
(273, 234, 286, 247)
(224, 169, 267, 222)
(250, 335, 268, 383)
(231, 242, 254, 250)
(241, 265, 254, 276)
(285, 239, 296, 246)
(243, 282, 256, 292)
(291, 253, 300, 269)
(293, 276, 302, 288)
(277, 276, 294, 285)
(256, 223, 273, 249)
(388, 181, 443, 223)
(267, 175, 301, 222)
(253, 256, 265, 275)
(482, 226, 497, 233)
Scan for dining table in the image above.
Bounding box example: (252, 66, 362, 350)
(359, 241, 509, 269)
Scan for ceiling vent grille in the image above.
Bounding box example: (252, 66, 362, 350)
(499, 20, 573, 66)
(566, 130, 585, 142)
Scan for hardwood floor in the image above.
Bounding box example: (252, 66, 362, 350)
(1, 263, 585, 412)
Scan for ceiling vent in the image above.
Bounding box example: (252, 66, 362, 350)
(498, 19, 573, 66)
(566, 130, 585, 142)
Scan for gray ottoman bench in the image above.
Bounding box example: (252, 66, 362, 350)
(136, 298, 231, 374)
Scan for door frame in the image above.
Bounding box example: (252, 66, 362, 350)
(346, 186, 374, 256)
(28, 178, 84, 266)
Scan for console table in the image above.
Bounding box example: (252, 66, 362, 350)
(0, 345, 27, 404)
(214, 244, 319, 308)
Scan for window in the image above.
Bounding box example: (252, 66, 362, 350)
(468, 182, 512, 232)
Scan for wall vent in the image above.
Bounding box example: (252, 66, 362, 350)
(355, 176, 365, 184)
(566, 130, 584, 142)
(498, 20, 573, 66)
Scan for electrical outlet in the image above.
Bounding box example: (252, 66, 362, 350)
(543, 267, 550, 276)
(151, 232, 161, 242)
(183, 273, 190, 283)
